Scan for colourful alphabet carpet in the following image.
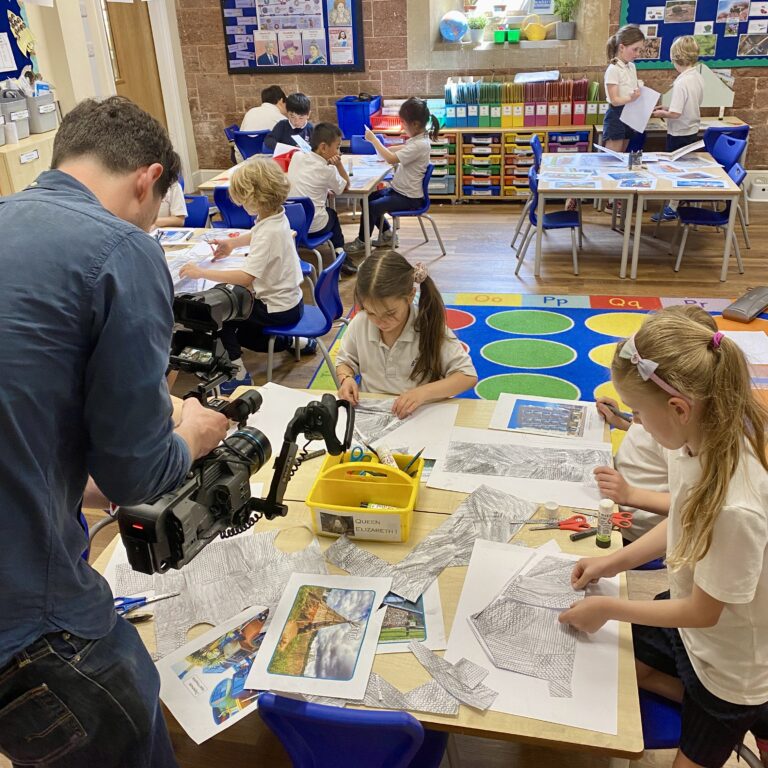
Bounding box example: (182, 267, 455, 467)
(309, 293, 768, 406)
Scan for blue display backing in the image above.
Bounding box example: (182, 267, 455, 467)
(1, 2, 34, 80)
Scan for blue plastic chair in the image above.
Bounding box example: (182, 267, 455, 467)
(510, 137, 543, 249)
(515, 166, 582, 276)
(670, 162, 747, 279)
(703, 123, 749, 156)
(233, 129, 269, 159)
(212, 186, 255, 229)
(224, 123, 239, 164)
(258, 692, 448, 768)
(640, 690, 762, 765)
(351, 134, 377, 155)
(710, 134, 747, 173)
(530, 134, 543, 171)
(78, 510, 90, 561)
(383, 164, 446, 257)
(287, 196, 332, 274)
(284, 202, 321, 287)
(262, 251, 348, 383)
(183, 194, 210, 228)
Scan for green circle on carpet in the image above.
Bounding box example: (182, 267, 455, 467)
(482, 338, 576, 369)
(476, 374, 581, 401)
(486, 309, 574, 336)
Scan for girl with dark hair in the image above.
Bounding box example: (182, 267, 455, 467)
(335, 251, 477, 418)
(345, 97, 440, 253)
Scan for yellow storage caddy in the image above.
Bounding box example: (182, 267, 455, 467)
(306, 450, 424, 543)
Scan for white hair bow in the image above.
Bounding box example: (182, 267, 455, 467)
(619, 335, 691, 403)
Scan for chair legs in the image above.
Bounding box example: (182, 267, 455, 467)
(731, 230, 744, 274)
(737, 203, 751, 249)
(674, 224, 690, 272)
(514, 226, 535, 276)
(653, 201, 667, 239)
(266, 335, 338, 385)
(668, 219, 682, 255)
(318, 338, 340, 388)
(510, 197, 532, 248)
(417, 216, 429, 243)
(422, 214, 446, 257)
(266, 335, 277, 382)
(570, 227, 579, 275)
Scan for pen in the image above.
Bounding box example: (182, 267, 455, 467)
(570, 528, 597, 541)
(604, 403, 633, 422)
(402, 448, 424, 474)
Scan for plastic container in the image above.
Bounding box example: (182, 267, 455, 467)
(306, 450, 424, 543)
(0, 93, 30, 140)
(429, 176, 456, 195)
(26, 94, 57, 134)
(336, 95, 383, 139)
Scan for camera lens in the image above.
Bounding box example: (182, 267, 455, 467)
(228, 427, 271, 472)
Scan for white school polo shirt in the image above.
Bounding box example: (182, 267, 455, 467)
(335, 304, 477, 394)
(667, 67, 704, 137)
(241, 208, 302, 314)
(604, 59, 639, 105)
(666, 445, 768, 705)
(287, 151, 348, 233)
(241, 102, 284, 133)
(391, 133, 431, 200)
(157, 182, 187, 219)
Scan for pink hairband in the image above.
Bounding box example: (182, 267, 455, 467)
(619, 335, 692, 404)
(711, 331, 724, 349)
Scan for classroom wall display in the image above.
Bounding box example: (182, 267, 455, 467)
(621, 0, 768, 67)
(219, 0, 364, 74)
(0, 2, 35, 81)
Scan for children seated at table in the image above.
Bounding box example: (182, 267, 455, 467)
(153, 181, 187, 228)
(179, 158, 313, 392)
(241, 85, 287, 133)
(287, 122, 357, 275)
(345, 97, 438, 254)
(335, 250, 477, 417)
(264, 93, 313, 153)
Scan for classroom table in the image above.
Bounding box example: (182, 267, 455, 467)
(93, 501, 643, 763)
(197, 155, 391, 261)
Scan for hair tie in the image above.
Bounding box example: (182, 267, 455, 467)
(619, 335, 692, 404)
(412, 262, 428, 285)
(711, 331, 724, 350)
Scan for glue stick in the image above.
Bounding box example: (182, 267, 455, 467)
(375, 443, 398, 469)
(544, 501, 559, 526)
(596, 498, 613, 549)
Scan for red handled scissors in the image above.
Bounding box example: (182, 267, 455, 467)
(529, 514, 592, 532)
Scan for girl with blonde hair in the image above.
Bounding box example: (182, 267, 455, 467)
(560, 307, 768, 768)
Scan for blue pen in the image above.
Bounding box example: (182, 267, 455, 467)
(605, 403, 633, 422)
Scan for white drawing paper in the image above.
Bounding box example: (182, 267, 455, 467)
(427, 427, 612, 510)
(245, 573, 391, 699)
(722, 330, 768, 364)
(157, 606, 270, 744)
(619, 85, 661, 133)
(489, 394, 607, 442)
(445, 540, 621, 735)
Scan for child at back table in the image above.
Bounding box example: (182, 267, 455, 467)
(335, 251, 477, 418)
(345, 97, 438, 254)
(560, 308, 768, 768)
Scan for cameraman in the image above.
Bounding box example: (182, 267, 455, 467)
(0, 97, 227, 767)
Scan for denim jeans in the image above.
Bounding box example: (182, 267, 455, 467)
(0, 616, 178, 768)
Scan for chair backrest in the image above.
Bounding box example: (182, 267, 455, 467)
(315, 249, 347, 325)
(350, 135, 377, 155)
(258, 692, 424, 768)
(527, 165, 539, 225)
(183, 194, 210, 228)
(703, 124, 749, 155)
(213, 186, 255, 229)
(224, 123, 239, 143)
(627, 131, 647, 154)
(284, 200, 310, 243)
(420, 163, 435, 208)
(530, 134, 543, 170)
(286, 196, 316, 244)
(728, 161, 747, 189)
(711, 134, 747, 172)
(233, 129, 269, 159)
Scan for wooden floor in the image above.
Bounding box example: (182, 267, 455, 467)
(10, 204, 764, 768)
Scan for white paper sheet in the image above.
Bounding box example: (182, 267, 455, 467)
(0, 34, 16, 73)
(245, 573, 390, 700)
(157, 606, 270, 744)
(445, 540, 621, 735)
(489, 394, 607, 442)
(722, 330, 768, 364)
(428, 427, 612, 510)
(619, 86, 661, 133)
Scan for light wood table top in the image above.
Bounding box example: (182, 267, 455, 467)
(93, 502, 642, 758)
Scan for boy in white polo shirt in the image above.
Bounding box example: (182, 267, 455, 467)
(652, 36, 705, 221)
(287, 122, 357, 275)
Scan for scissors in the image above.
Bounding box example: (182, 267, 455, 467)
(113, 592, 180, 616)
(529, 514, 592, 532)
(569, 511, 634, 541)
(349, 446, 374, 463)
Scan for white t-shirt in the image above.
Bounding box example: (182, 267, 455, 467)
(667, 67, 704, 137)
(287, 151, 347, 233)
(241, 208, 302, 314)
(391, 133, 431, 200)
(604, 60, 640, 105)
(615, 424, 669, 541)
(667, 445, 768, 705)
(335, 304, 477, 394)
(240, 102, 284, 133)
(157, 182, 187, 220)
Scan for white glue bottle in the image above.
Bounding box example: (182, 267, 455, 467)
(596, 498, 613, 549)
(375, 442, 399, 469)
(544, 500, 559, 526)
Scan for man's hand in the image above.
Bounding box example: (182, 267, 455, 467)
(175, 398, 228, 460)
(559, 596, 613, 633)
(392, 387, 429, 419)
(594, 466, 633, 506)
(338, 376, 359, 406)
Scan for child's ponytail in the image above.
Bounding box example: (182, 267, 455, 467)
(412, 267, 446, 384)
(399, 97, 439, 141)
(606, 33, 618, 62)
(427, 114, 440, 142)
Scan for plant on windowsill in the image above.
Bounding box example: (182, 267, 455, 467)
(468, 13, 487, 44)
(554, 0, 579, 40)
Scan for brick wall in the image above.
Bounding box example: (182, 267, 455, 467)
(177, 0, 768, 169)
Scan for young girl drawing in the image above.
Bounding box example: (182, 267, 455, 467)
(335, 251, 477, 418)
(345, 97, 439, 253)
(560, 308, 768, 768)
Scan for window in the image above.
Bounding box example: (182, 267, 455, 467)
(470, 0, 529, 12)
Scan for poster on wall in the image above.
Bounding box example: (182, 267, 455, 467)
(220, 0, 364, 74)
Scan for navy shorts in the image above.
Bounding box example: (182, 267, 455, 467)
(666, 132, 700, 153)
(633, 592, 768, 767)
(602, 104, 636, 143)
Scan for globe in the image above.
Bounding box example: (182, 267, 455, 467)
(439, 11, 469, 43)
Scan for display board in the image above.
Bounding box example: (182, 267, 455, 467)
(620, 0, 768, 68)
(0, 1, 35, 81)
(220, 0, 364, 74)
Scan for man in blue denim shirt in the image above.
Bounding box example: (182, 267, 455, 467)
(0, 98, 227, 767)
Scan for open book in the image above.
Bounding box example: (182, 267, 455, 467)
(594, 139, 706, 163)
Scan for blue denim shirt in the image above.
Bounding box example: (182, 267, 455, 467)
(0, 170, 190, 665)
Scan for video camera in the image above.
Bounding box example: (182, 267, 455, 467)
(117, 285, 354, 575)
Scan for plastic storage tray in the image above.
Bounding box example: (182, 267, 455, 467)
(336, 95, 383, 139)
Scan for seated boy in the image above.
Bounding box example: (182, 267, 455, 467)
(287, 122, 356, 275)
(153, 181, 187, 228)
(264, 93, 313, 153)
